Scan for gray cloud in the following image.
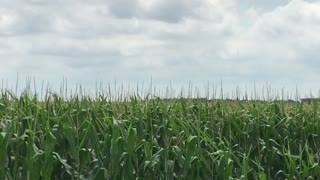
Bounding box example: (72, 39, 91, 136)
(144, 0, 200, 23)
(106, 0, 202, 23)
(107, 0, 140, 18)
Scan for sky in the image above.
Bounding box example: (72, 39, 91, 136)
(0, 0, 320, 99)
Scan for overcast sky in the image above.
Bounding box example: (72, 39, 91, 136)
(0, 0, 320, 98)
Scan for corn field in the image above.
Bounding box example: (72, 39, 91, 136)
(0, 89, 320, 179)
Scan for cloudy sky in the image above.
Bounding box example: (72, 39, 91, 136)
(0, 0, 320, 98)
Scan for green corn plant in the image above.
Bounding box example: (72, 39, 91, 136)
(0, 85, 320, 179)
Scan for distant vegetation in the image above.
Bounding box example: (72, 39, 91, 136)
(0, 88, 320, 179)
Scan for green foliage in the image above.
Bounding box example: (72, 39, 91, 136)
(0, 91, 320, 179)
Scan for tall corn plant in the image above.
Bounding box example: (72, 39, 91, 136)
(0, 89, 320, 179)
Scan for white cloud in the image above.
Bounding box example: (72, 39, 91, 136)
(0, 0, 320, 97)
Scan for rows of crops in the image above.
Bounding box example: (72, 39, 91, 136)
(0, 90, 320, 179)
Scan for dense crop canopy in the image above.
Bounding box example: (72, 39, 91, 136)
(0, 91, 320, 179)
